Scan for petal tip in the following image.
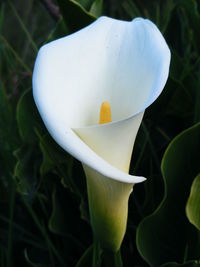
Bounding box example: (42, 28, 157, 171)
(135, 176, 147, 183)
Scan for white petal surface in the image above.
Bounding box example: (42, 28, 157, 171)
(74, 112, 144, 173)
(33, 16, 170, 183)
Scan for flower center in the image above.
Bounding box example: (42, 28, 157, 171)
(99, 101, 112, 124)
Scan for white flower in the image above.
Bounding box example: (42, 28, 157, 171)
(32, 16, 170, 251)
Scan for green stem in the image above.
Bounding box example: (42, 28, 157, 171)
(0, 35, 32, 75)
(92, 240, 102, 267)
(22, 196, 65, 267)
(194, 77, 200, 124)
(7, 184, 15, 267)
(114, 250, 123, 267)
(8, 1, 38, 54)
(142, 122, 160, 170)
(103, 249, 123, 267)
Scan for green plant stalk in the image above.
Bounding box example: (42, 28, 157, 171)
(103, 249, 123, 267)
(84, 164, 132, 252)
(194, 76, 200, 124)
(92, 241, 123, 267)
(142, 122, 160, 170)
(0, 35, 32, 75)
(8, 1, 38, 53)
(22, 196, 66, 267)
(6, 183, 15, 267)
(92, 240, 102, 267)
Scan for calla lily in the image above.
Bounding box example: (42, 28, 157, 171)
(32, 16, 170, 252)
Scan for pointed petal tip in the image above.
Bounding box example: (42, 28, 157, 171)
(134, 176, 147, 184)
(97, 166, 147, 184)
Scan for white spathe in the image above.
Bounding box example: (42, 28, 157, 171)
(32, 16, 171, 251)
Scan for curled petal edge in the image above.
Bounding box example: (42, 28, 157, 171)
(42, 114, 146, 184)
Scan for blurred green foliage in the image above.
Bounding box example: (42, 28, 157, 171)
(1, 0, 200, 266)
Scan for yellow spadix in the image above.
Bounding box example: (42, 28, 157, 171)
(99, 101, 112, 124)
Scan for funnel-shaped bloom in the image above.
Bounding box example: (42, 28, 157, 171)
(33, 16, 170, 251)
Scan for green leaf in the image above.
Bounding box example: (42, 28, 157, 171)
(179, 0, 200, 54)
(56, 0, 96, 32)
(24, 249, 50, 267)
(48, 186, 92, 264)
(49, 186, 87, 240)
(17, 89, 44, 144)
(36, 131, 89, 222)
(122, 0, 141, 18)
(186, 173, 200, 231)
(89, 0, 103, 17)
(158, 0, 176, 33)
(75, 245, 93, 267)
(37, 132, 74, 186)
(76, 0, 94, 10)
(14, 91, 45, 196)
(137, 122, 200, 266)
(8, 1, 38, 53)
(0, 80, 17, 179)
(13, 144, 40, 195)
(45, 18, 69, 43)
(0, 80, 12, 130)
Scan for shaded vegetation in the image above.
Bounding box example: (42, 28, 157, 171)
(1, 0, 200, 266)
